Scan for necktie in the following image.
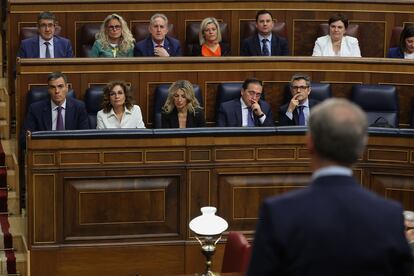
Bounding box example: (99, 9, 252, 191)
(247, 107, 255, 127)
(44, 41, 51, 58)
(262, 38, 270, 56)
(298, 106, 305, 126)
(56, 106, 64, 130)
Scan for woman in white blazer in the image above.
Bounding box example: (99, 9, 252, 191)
(312, 13, 361, 57)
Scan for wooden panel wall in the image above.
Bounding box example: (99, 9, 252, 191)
(26, 131, 414, 275)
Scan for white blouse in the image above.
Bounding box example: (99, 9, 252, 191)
(96, 105, 145, 129)
(312, 35, 361, 57)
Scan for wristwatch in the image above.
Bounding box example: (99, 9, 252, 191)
(257, 113, 265, 118)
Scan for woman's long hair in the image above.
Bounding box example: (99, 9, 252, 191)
(162, 80, 202, 115)
(95, 13, 135, 55)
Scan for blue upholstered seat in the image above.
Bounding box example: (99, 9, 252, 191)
(351, 84, 399, 127)
(153, 83, 202, 129)
(84, 85, 104, 129)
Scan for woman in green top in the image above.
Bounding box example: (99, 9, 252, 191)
(90, 14, 135, 57)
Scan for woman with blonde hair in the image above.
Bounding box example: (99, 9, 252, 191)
(191, 17, 230, 56)
(97, 80, 145, 129)
(90, 14, 135, 57)
(161, 80, 205, 128)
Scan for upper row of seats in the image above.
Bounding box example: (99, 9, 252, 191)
(18, 16, 407, 57)
(26, 82, 412, 129)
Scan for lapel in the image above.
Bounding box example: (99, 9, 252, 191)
(42, 101, 53, 130)
(53, 36, 60, 57)
(171, 108, 179, 128)
(146, 37, 155, 56)
(292, 107, 299, 125)
(270, 36, 277, 55)
(186, 111, 194, 127)
(163, 37, 171, 55)
(253, 35, 262, 56)
(32, 36, 41, 58)
(235, 100, 243, 126)
(65, 97, 73, 129)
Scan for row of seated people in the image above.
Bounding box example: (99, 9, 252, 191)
(22, 71, 413, 142)
(17, 10, 414, 58)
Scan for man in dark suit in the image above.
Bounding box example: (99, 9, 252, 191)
(241, 10, 289, 56)
(216, 78, 274, 127)
(22, 72, 89, 137)
(17, 11, 73, 58)
(279, 73, 319, 126)
(247, 98, 413, 276)
(134, 13, 182, 57)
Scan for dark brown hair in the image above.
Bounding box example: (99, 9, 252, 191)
(101, 80, 134, 113)
(328, 13, 349, 29)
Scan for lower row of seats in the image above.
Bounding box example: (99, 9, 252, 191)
(26, 83, 414, 128)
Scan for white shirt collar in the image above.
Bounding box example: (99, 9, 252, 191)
(312, 165, 352, 180)
(240, 97, 249, 109)
(107, 106, 131, 118)
(258, 33, 273, 42)
(51, 99, 66, 110)
(39, 36, 53, 46)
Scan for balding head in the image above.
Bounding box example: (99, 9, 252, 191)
(309, 98, 368, 166)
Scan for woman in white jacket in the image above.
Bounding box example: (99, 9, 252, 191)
(312, 13, 361, 57)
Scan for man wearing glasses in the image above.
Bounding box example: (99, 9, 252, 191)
(216, 78, 274, 127)
(18, 11, 74, 58)
(279, 73, 319, 126)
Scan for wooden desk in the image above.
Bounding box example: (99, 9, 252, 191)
(26, 128, 414, 276)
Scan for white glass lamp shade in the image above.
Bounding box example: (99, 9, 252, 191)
(189, 206, 228, 236)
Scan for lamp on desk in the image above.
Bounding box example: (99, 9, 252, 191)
(189, 206, 228, 276)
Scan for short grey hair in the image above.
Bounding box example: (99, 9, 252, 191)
(309, 98, 368, 165)
(150, 13, 168, 26)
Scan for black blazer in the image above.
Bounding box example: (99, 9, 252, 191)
(278, 98, 319, 126)
(191, 42, 231, 56)
(240, 34, 289, 56)
(216, 98, 274, 127)
(161, 107, 205, 128)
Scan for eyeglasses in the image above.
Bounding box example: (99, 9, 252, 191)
(39, 23, 55, 29)
(109, 91, 124, 97)
(247, 90, 262, 98)
(291, 85, 309, 91)
(107, 25, 121, 31)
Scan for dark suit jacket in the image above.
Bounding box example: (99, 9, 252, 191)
(134, 35, 182, 56)
(279, 98, 319, 126)
(17, 35, 74, 58)
(21, 97, 90, 147)
(216, 98, 274, 127)
(191, 42, 231, 56)
(161, 107, 205, 128)
(387, 47, 404, 58)
(247, 175, 413, 276)
(240, 34, 289, 56)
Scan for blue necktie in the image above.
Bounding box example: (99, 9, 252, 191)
(262, 39, 270, 56)
(298, 106, 305, 126)
(247, 107, 255, 127)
